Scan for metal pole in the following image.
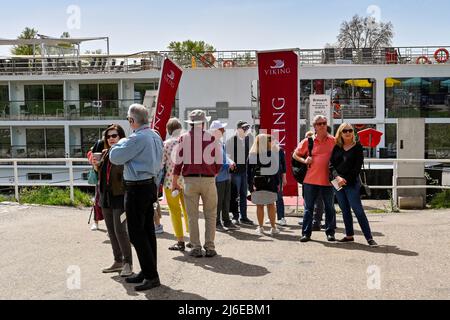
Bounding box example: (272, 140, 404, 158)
(393, 160, 398, 208)
(68, 159, 74, 202)
(13, 160, 19, 202)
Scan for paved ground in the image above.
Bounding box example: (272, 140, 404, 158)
(0, 201, 449, 300)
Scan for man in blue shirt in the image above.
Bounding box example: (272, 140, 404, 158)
(109, 104, 163, 291)
(210, 121, 239, 231)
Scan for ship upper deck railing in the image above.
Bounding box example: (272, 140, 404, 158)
(1, 46, 450, 75)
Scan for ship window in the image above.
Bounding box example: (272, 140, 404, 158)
(27, 173, 53, 181)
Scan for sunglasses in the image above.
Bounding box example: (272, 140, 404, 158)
(106, 134, 119, 139)
(127, 117, 134, 123)
(342, 129, 354, 134)
(315, 122, 327, 126)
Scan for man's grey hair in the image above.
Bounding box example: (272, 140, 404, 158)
(312, 115, 327, 125)
(128, 104, 149, 125)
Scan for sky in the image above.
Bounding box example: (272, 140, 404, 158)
(1, 0, 449, 55)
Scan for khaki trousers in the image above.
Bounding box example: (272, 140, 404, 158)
(183, 177, 218, 250)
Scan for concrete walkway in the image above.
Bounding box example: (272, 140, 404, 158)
(0, 202, 449, 300)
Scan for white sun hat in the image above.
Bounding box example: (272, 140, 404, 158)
(209, 120, 228, 130)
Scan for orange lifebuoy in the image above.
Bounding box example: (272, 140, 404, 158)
(223, 60, 234, 68)
(416, 56, 430, 64)
(434, 48, 449, 63)
(200, 53, 216, 67)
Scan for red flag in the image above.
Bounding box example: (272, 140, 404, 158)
(151, 58, 183, 140)
(258, 50, 299, 196)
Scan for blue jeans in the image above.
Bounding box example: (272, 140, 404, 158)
(231, 172, 248, 220)
(334, 180, 373, 241)
(276, 185, 285, 220)
(302, 184, 336, 237)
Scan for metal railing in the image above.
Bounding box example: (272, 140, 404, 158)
(2, 46, 449, 76)
(0, 99, 137, 120)
(364, 158, 450, 208)
(10, 144, 65, 158)
(0, 51, 163, 75)
(0, 158, 91, 202)
(1, 158, 449, 206)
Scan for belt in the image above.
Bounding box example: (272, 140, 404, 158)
(184, 174, 215, 178)
(124, 178, 154, 186)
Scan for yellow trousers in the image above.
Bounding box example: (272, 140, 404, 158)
(164, 188, 189, 238)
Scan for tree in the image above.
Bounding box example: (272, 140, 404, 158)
(168, 40, 215, 54)
(337, 15, 394, 48)
(11, 27, 40, 55)
(167, 40, 215, 67)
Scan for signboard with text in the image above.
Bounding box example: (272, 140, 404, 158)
(309, 94, 331, 130)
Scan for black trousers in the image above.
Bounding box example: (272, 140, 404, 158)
(125, 183, 159, 280)
(229, 180, 239, 219)
(216, 180, 231, 223)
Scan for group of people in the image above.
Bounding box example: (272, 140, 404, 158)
(88, 104, 378, 292)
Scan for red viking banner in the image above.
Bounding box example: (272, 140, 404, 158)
(257, 50, 299, 196)
(151, 58, 183, 140)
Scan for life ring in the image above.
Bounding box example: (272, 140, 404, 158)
(223, 60, 234, 68)
(416, 56, 430, 64)
(354, 124, 365, 130)
(200, 53, 216, 67)
(434, 48, 449, 64)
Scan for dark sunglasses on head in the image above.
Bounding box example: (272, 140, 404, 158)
(315, 122, 327, 126)
(106, 134, 119, 139)
(342, 129, 354, 134)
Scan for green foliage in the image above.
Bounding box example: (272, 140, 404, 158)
(384, 190, 400, 213)
(168, 40, 215, 54)
(11, 27, 40, 55)
(168, 40, 215, 67)
(19, 186, 92, 207)
(430, 190, 450, 209)
(0, 194, 15, 202)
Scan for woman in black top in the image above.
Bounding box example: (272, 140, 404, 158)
(92, 124, 133, 275)
(329, 123, 378, 247)
(247, 134, 280, 236)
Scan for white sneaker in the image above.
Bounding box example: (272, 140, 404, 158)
(265, 219, 271, 224)
(90, 223, 98, 231)
(255, 226, 264, 235)
(277, 218, 287, 226)
(120, 263, 133, 277)
(270, 227, 280, 235)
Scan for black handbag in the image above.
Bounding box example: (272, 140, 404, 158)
(291, 137, 314, 184)
(359, 162, 371, 198)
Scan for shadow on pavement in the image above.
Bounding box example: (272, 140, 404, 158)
(281, 225, 385, 237)
(220, 229, 274, 242)
(311, 240, 419, 256)
(156, 232, 178, 241)
(172, 254, 270, 277)
(111, 275, 207, 300)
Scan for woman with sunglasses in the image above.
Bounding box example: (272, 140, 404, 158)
(329, 123, 378, 247)
(92, 124, 133, 276)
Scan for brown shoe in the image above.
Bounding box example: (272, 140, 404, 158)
(102, 262, 123, 273)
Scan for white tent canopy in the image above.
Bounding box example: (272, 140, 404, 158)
(0, 36, 110, 56)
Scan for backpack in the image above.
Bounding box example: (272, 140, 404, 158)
(291, 137, 314, 184)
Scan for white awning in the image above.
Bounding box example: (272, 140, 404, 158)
(0, 37, 108, 46)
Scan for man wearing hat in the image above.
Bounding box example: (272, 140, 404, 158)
(172, 110, 223, 258)
(210, 120, 239, 232)
(226, 120, 254, 225)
